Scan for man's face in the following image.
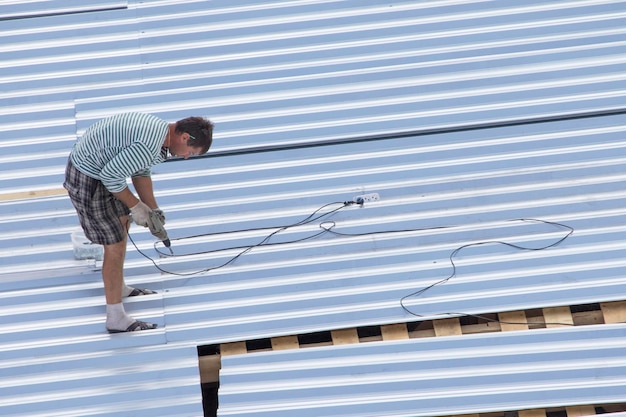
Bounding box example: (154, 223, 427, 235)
(172, 133, 203, 159)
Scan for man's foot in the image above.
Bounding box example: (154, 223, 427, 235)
(107, 320, 158, 334)
(126, 287, 158, 297)
(105, 303, 156, 333)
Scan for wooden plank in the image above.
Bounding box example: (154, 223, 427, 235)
(381, 323, 409, 341)
(220, 341, 247, 356)
(271, 335, 299, 350)
(331, 328, 359, 345)
(572, 309, 604, 326)
(433, 317, 462, 336)
(0, 188, 67, 201)
(498, 311, 529, 331)
(566, 405, 596, 417)
(601, 301, 626, 324)
(543, 306, 574, 328)
(199, 355, 221, 383)
(520, 409, 548, 417)
(461, 321, 501, 334)
(519, 409, 547, 417)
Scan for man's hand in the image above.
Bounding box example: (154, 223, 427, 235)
(130, 201, 151, 227)
(152, 208, 165, 225)
(148, 209, 168, 241)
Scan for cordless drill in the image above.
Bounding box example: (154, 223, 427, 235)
(148, 210, 173, 255)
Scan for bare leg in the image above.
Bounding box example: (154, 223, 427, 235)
(102, 234, 127, 305)
(116, 216, 158, 297)
(102, 215, 156, 332)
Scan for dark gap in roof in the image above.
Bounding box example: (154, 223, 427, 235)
(546, 411, 567, 417)
(246, 338, 272, 352)
(198, 344, 220, 356)
(357, 325, 382, 341)
(298, 330, 332, 346)
(0, 5, 127, 21)
(596, 403, 626, 413)
(200, 381, 218, 417)
(570, 303, 601, 313)
(460, 315, 483, 326)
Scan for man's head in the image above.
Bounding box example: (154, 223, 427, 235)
(175, 116, 214, 155)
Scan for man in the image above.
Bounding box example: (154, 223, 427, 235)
(64, 112, 214, 333)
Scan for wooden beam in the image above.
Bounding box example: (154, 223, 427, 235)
(601, 301, 626, 324)
(381, 323, 409, 341)
(220, 341, 247, 356)
(572, 309, 604, 326)
(566, 405, 596, 417)
(519, 409, 547, 417)
(331, 328, 359, 345)
(199, 355, 221, 383)
(433, 317, 462, 336)
(0, 188, 67, 202)
(498, 310, 529, 331)
(271, 335, 299, 350)
(543, 306, 574, 328)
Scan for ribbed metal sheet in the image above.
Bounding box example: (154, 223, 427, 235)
(0, 338, 203, 417)
(218, 325, 626, 417)
(1, 0, 626, 416)
(0, 1, 127, 21)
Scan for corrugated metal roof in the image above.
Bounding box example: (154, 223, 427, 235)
(218, 325, 626, 417)
(1, 0, 626, 416)
(1, 340, 202, 417)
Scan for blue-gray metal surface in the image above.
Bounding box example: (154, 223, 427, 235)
(0, 340, 203, 417)
(218, 325, 626, 417)
(1, 0, 626, 416)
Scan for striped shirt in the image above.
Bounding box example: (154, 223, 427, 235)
(70, 113, 169, 193)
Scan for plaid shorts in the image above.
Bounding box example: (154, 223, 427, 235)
(63, 158, 130, 245)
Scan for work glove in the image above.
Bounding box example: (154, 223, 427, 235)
(130, 201, 151, 227)
(152, 208, 165, 225)
(148, 209, 168, 241)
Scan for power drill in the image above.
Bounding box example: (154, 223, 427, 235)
(148, 210, 173, 255)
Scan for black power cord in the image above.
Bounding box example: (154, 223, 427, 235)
(128, 202, 575, 326)
(128, 200, 357, 276)
(320, 217, 575, 326)
(397, 218, 574, 319)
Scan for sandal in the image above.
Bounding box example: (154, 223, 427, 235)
(127, 287, 157, 296)
(107, 320, 158, 334)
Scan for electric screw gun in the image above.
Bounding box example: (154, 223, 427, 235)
(148, 209, 173, 254)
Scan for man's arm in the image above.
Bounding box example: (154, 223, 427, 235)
(131, 175, 158, 209)
(112, 187, 140, 210)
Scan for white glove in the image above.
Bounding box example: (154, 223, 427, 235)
(153, 208, 165, 225)
(130, 201, 151, 227)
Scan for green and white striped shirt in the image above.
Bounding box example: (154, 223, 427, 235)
(70, 113, 169, 193)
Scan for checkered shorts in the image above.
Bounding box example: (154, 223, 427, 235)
(63, 158, 130, 245)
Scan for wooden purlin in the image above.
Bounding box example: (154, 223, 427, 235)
(566, 405, 597, 417)
(433, 317, 462, 336)
(601, 301, 626, 324)
(519, 410, 547, 417)
(543, 306, 574, 328)
(498, 310, 530, 332)
(0, 188, 67, 201)
(380, 323, 409, 341)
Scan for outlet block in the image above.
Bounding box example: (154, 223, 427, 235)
(353, 193, 380, 204)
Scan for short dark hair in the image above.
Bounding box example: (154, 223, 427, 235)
(175, 116, 214, 154)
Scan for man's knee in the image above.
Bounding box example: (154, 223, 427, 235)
(104, 239, 126, 259)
